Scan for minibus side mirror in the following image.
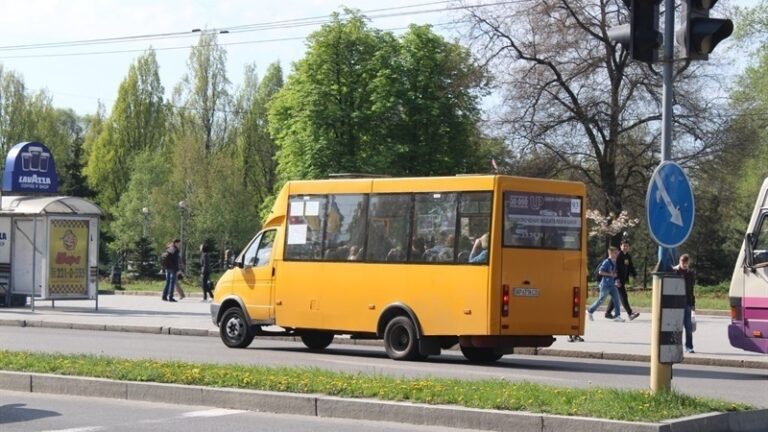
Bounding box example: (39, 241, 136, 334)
(235, 260, 244, 269)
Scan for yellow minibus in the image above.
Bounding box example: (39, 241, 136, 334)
(211, 175, 587, 362)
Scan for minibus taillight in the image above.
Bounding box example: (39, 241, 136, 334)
(730, 306, 742, 321)
(502, 284, 510, 317)
(572, 287, 580, 318)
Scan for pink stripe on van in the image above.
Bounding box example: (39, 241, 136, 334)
(744, 297, 768, 308)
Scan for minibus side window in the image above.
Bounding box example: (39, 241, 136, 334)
(752, 216, 768, 266)
(323, 194, 367, 261)
(255, 230, 276, 267)
(458, 192, 492, 263)
(286, 196, 327, 260)
(241, 234, 262, 267)
(366, 194, 411, 262)
(413, 193, 458, 263)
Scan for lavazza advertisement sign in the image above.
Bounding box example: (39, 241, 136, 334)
(1, 141, 58, 193)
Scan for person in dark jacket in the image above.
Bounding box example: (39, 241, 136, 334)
(606, 240, 640, 320)
(673, 253, 696, 353)
(162, 239, 181, 302)
(200, 244, 214, 301)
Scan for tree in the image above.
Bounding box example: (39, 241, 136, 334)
(233, 62, 283, 207)
(131, 236, 159, 279)
(84, 50, 167, 211)
(269, 11, 489, 182)
(58, 114, 93, 198)
(175, 32, 231, 153)
(464, 0, 724, 220)
(270, 11, 387, 181)
(370, 24, 487, 176)
(0, 67, 34, 160)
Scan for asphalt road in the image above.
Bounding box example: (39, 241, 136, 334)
(0, 390, 485, 432)
(0, 326, 765, 407)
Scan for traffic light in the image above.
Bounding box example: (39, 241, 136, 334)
(676, 0, 733, 61)
(607, 0, 662, 63)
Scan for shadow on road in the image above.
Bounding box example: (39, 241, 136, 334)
(0, 403, 60, 424)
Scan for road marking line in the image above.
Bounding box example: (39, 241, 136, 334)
(181, 408, 246, 418)
(40, 427, 104, 432)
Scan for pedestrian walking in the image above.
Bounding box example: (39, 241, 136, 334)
(174, 271, 187, 300)
(673, 253, 696, 353)
(161, 239, 181, 302)
(200, 244, 214, 301)
(588, 246, 625, 322)
(606, 240, 640, 321)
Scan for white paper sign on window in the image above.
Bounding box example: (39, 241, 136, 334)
(287, 224, 308, 244)
(290, 201, 304, 216)
(305, 201, 320, 216)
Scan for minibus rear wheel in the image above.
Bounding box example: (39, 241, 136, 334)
(384, 316, 420, 360)
(220, 307, 255, 348)
(301, 332, 334, 350)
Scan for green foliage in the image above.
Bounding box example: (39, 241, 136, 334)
(233, 61, 283, 207)
(0, 350, 751, 422)
(176, 32, 231, 153)
(84, 50, 167, 212)
(131, 236, 159, 278)
(270, 11, 488, 182)
(109, 149, 173, 254)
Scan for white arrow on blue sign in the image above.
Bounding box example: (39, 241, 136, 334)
(646, 161, 695, 249)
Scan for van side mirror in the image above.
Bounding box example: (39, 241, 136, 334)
(235, 261, 244, 269)
(745, 233, 755, 269)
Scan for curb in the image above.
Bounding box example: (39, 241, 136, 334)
(1, 318, 766, 370)
(1, 371, 766, 432)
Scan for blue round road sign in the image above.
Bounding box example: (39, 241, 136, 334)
(646, 161, 695, 248)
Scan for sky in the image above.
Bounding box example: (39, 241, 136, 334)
(0, 0, 759, 117)
(0, 0, 456, 116)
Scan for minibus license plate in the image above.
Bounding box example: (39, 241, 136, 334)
(513, 288, 539, 297)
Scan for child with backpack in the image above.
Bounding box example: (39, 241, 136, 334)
(587, 246, 625, 322)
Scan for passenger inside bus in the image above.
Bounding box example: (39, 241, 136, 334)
(469, 233, 489, 263)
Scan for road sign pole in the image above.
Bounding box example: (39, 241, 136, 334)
(651, 0, 676, 392)
(651, 270, 672, 391)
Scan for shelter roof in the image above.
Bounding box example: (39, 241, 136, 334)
(0, 195, 102, 215)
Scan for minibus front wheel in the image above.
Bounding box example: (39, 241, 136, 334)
(384, 316, 421, 361)
(220, 307, 255, 348)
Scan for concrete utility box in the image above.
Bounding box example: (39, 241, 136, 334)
(0, 142, 102, 308)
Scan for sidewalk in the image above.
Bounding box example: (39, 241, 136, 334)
(0, 292, 765, 369)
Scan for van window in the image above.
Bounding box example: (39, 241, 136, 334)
(458, 192, 492, 263)
(503, 192, 582, 250)
(324, 194, 367, 261)
(242, 230, 276, 267)
(415, 193, 458, 263)
(753, 215, 768, 266)
(366, 194, 411, 262)
(286, 196, 327, 260)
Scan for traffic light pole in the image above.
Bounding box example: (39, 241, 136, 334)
(650, 0, 676, 393)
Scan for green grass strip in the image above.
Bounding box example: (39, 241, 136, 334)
(0, 350, 750, 422)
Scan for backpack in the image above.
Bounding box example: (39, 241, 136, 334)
(595, 258, 608, 279)
(159, 252, 170, 269)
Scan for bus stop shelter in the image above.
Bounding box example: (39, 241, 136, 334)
(0, 195, 102, 310)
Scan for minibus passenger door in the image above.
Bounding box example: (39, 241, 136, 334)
(236, 229, 277, 323)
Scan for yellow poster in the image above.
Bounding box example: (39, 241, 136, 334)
(48, 219, 89, 296)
